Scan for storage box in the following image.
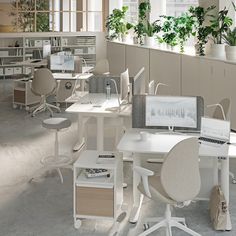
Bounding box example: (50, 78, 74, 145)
(0, 68, 3, 75)
(24, 67, 32, 75)
(0, 51, 9, 57)
(5, 67, 14, 75)
(43, 40, 51, 46)
(61, 38, 68, 46)
(34, 40, 43, 47)
(76, 186, 114, 217)
(74, 48, 84, 55)
(88, 47, 95, 54)
(14, 67, 22, 75)
(14, 89, 25, 103)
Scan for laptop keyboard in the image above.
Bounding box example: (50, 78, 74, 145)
(198, 137, 226, 145)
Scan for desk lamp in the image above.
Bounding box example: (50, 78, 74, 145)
(207, 103, 226, 120)
(155, 82, 168, 95)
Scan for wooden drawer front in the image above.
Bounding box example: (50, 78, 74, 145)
(76, 186, 114, 217)
(14, 90, 25, 103)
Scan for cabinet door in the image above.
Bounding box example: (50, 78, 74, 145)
(150, 50, 181, 95)
(107, 42, 125, 75)
(224, 63, 236, 129)
(181, 55, 200, 96)
(199, 58, 226, 117)
(125, 45, 150, 89)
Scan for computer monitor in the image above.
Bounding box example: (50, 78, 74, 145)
(43, 44, 51, 59)
(145, 95, 197, 131)
(50, 52, 74, 72)
(133, 67, 145, 95)
(120, 69, 129, 103)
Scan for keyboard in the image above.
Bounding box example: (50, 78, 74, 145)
(198, 137, 226, 145)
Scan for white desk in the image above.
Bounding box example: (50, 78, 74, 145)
(66, 93, 132, 151)
(117, 129, 236, 230)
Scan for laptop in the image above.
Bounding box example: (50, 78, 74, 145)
(199, 117, 230, 146)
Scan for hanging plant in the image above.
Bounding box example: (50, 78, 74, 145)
(189, 5, 215, 56)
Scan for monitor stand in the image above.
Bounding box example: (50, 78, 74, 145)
(156, 126, 186, 135)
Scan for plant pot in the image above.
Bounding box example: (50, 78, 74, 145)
(121, 34, 129, 43)
(145, 36, 155, 47)
(211, 44, 226, 60)
(225, 45, 236, 61)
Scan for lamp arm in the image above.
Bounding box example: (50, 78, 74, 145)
(110, 79, 121, 111)
(207, 103, 226, 120)
(155, 82, 168, 95)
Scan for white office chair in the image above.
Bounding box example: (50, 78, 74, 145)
(31, 68, 60, 117)
(208, 98, 235, 183)
(92, 59, 110, 75)
(134, 137, 201, 236)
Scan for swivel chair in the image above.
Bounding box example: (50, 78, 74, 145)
(31, 68, 60, 117)
(134, 137, 201, 236)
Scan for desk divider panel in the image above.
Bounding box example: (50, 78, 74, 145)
(89, 75, 133, 94)
(132, 95, 204, 132)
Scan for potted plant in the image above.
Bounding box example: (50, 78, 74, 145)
(174, 13, 195, 53)
(105, 6, 131, 42)
(209, 7, 233, 59)
(143, 20, 161, 46)
(223, 27, 236, 61)
(189, 5, 215, 56)
(159, 16, 178, 49)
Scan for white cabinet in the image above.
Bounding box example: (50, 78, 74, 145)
(13, 79, 41, 110)
(73, 150, 123, 229)
(126, 45, 150, 90)
(150, 49, 181, 95)
(107, 41, 125, 75)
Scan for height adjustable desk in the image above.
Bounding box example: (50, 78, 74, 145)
(117, 129, 236, 230)
(66, 93, 132, 151)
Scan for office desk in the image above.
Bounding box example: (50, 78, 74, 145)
(52, 73, 93, 103)
(66, 93, 132, 151)
(117, 129, 236, 230)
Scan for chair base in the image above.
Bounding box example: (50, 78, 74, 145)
(32, 101, 61, 117)
(138, 204, 201, 236)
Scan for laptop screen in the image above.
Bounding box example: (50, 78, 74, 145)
(200, 117, 230, 141)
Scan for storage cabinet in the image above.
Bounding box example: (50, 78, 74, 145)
(13, 79, 41, 110)
(73, 150, 123, 229)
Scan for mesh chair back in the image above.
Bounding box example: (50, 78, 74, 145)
(32, 68, 56, 96)
(161, 137, 201, 202)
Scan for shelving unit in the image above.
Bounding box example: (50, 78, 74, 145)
(73, 150, 123, 229)
(0, 33, 97, 79)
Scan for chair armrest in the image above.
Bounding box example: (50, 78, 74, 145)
(134, 166, 154, 198)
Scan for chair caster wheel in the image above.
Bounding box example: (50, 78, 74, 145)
(143, 223, 150, 231)
(232, 178, 236, 184)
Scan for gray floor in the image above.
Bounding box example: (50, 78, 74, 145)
(0, 79, 236, 236)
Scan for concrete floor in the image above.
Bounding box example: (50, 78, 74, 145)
(0, 79, 236, 236)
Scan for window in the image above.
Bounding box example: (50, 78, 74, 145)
(0, 0, 106, 32)
(166, 0, 198, 17)
(123, 0, 139, 24)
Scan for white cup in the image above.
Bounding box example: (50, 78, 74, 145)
(140, 131, 148, 141)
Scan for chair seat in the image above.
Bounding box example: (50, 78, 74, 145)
(138, 175, 176, 205)
(42, 118, 71, 130)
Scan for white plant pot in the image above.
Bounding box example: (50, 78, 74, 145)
(121, 34, 129, 43)
(145, 36, 155, 47)
(211, 44, 226, 60)
(225, 45, 236, 61)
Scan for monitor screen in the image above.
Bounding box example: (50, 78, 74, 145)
(133, 67, 145, 95)
(43, 44, 51, 59)
(50, 52, 74, 71)
(145, 95, 197, 129)
(120, 69, 129, 102)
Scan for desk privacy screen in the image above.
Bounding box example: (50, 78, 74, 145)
(132, 95, 204, 131)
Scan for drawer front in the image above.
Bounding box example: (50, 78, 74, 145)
(5, 67, 14, 75)
(14, 90, 25, 103)
(14, 67, 22, 74)
(76, 186, 114, 217)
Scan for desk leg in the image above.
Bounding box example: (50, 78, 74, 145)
(220, 156, 232, 230)
(129, 154, 144, 224)
(73, 114, 85, 152)
(97, 116, 104, 151)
